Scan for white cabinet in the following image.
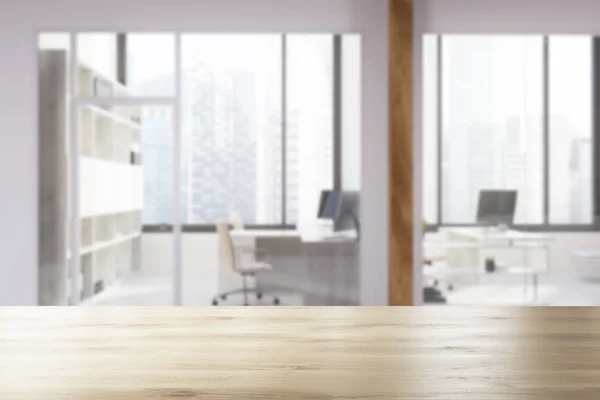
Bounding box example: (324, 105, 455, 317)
(39, 49, 144, 305)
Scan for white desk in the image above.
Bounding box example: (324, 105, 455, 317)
(230, 229, 357, 243)
(443, 228, 551, 245)
(424, 228, 553, 304)
(227, 229, 359, 305)
(230, 230, 302, 239)
(425, 229, 552, 252)
(572, 251, 600, 260)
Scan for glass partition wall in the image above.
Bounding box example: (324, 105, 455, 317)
(422, 34, 597, 306)
(38, 32, 362, 306)
(39, 33, 178, 305)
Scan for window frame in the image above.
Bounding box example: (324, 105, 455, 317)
(425, 34, 599, 232)
(123, 33, 343, 231)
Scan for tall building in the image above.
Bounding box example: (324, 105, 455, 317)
(549, 116, 579, 223)
(285, 110, 300, 223)
(130, 72, 191, 225)
(502, 115, 543, 224)
(570, 138, 592, 224)
(441, 37, 544, 224)
(442, 37, 494, 223)
(134, 37, 333, 228)
(139, 105, 173, 224)
(286, 38, 334, 228)
(260, 108, 283, 223)
(186, 62, 259, 224)
(230, 71, 259, 223)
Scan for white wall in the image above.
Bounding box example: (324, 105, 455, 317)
(417, 0, 600, 34)
(0, 0, 388, 305)
(414, 0, 600, 304)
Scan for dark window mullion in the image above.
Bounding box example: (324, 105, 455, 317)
(281, 34, 287, 225)
(593, 37, 600, 226)
(117, 33, 127, 85)
(333, 35, 342, 190)
(543, 36, 550, 225)
(437, 35, 443, 225)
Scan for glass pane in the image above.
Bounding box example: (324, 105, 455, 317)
(141, 107, 175, 224)
(441, 35, 544, 225)
(78, 105, 174, 306)
(341, 35, 362, 191)
(286, 35, 334, 228)
(423, 35, 438, 225)
(126, 33, 176, 96)
(549, 36, 593, 224)
(181, 34, 283, 225)
(77, 33, 175, 97)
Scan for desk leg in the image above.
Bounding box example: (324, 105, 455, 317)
(533, 273, 538, 304)
(523, 270, 528, 299)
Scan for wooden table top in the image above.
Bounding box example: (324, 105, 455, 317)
(1, 307, 600, 399)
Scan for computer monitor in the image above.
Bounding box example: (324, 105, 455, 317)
(334, 191, 360, 237)
(318, 190, 341, 220)
(476, 190, 517, 226)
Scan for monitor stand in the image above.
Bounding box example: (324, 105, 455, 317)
(497, 223, 509, 232)
(335, 212, 360, 242)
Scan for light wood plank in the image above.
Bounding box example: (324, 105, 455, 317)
(389, 0, 414, 305)
(2, 307, 600, 399)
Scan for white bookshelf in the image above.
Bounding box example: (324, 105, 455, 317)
(39, 49, 144, 305)
(77, 62, 144, 302)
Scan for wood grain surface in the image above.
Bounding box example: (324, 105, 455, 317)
(389, 0, 414, 305)
(2, 307, 600, 399)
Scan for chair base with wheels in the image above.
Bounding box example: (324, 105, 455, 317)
(213, 221, 282, 306)
(212, 273, 281, 306)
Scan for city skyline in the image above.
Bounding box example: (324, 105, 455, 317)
(425, 35, 593, 226)
(135, 35, 334, 227)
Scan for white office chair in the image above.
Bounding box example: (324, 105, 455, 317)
(212, 221, 281, 306)
(423, 232, 455, 303)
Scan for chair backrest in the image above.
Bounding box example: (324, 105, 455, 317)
(216, 221, 237, 273)
(230, 211, 245, 230)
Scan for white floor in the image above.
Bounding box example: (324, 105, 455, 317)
(444, 273, 600, 306)
(83, 268, 303, 306)
(84, 264, 600, 307)
(83, 271, 210, 306)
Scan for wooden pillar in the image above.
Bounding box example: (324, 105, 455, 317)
(389, 0, 414, 305)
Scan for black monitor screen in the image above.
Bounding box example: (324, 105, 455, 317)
(476, 190, 517, 226)
(334, 191, 360, 234)
(318, 190, 340, 220)
(317, 190, 331, 219)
